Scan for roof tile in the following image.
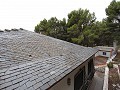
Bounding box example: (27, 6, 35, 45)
(26, 80, 33, 88)
(40, 83, 49, 90)
(0, 81, 12, 89)
(33, 82, 43, 90)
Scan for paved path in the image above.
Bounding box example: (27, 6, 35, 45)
(89, 71, 104, 90)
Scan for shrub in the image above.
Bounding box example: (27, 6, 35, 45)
(107, 62, 113, 68)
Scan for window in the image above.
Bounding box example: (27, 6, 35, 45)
(74, 67, 85, 90)
(103, 52, 106, 55)
(88, 59, 94, 75)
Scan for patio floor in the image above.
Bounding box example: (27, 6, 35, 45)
(89, 70, 105, 90)
(94, 56, 108, 66)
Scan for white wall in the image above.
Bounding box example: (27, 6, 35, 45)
(96, 51, 111, 58)
(49, 57, 93, 90)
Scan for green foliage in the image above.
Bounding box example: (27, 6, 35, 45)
(34, 19, 48, 34)
(105, 0, 120, 44)
(34, 17, 68, 41)
(67, 9, 97, 46)
(107, 62, 113, 68)
(92, 20, 113, 46)
(35, 1, 120, 47)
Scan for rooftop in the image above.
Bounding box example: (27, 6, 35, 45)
(0, 29, 97, 90)
(96, 46, 115, 52)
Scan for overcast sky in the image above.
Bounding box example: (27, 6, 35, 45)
(0, 0, 114, 31)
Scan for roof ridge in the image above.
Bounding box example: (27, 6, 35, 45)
(0, 28, 25, 33)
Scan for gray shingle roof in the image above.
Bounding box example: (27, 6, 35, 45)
(0, 29, 97, 90)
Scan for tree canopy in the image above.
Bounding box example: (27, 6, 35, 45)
(67, 9, 97, 46)
(106, 0, 120, 44)
(35, 0, 120, 47)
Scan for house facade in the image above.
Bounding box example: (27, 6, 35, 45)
(49, 57, 95, 90)
(0, 29, 97, 90)
(95, 46, 116, 58)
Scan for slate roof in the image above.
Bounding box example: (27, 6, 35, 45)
(0, 29, 97, 90)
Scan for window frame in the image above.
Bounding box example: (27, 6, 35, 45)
(88, 59, 94, 76)
(74, 66, 85, 90)
(103, 52, 106, 55)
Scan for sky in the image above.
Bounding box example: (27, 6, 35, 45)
(0, 0, 114, 31)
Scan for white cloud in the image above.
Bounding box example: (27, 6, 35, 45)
(0, 0, 113, 31)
